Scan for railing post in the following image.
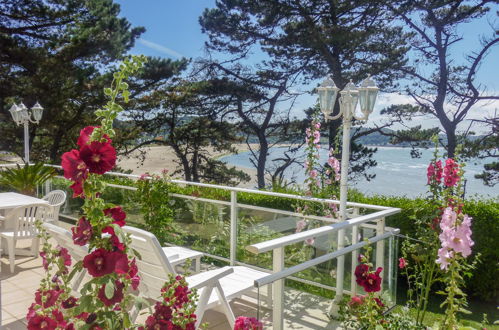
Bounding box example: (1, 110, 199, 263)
(273, 247, 285, 330)
(350, 207, 360, 296)
(230, 191, 238, 266)
(375, 217, 386, 291)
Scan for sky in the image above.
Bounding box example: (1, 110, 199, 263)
(115, 0, 498, 133)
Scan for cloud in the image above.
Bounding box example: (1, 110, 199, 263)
(137, 38, 184, 58)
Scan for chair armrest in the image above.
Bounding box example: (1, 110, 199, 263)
(187, 267, 234, 290)
(165, 253, 180, 261)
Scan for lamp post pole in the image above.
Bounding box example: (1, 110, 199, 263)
(317, 76, 378, 317)
(8, 102, 44, 164)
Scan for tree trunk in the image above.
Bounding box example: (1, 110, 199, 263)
(256, 135, 268, 189)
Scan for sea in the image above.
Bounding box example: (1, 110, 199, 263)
(220, 146, 499, 198)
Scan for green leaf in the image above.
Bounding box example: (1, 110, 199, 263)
(105, 279, 115, 299)
(104, 88, 112, 96)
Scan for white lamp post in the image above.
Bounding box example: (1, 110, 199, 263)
(317, 75, 378, 316)
(8, 102, 44, 164)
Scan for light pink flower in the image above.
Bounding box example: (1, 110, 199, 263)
(314, 122, 321, 130)
(310, 170, 318, 178)
(440, 207, 457, 229)
(305, 237, 315, 246)
(436, 247, 454, 270)
(313, 130, 320, 144)
(296, 220, 307, 233)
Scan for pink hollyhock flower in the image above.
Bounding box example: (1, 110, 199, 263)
(443, 158, 460, 187)
(234, 316, 263, 330)
(313, 130, 321, 144)
(27, 314, 58, 330)
(436, 247, 454, 270)
(348, 295, 365, 307)
(57, 246, 72, 267)
(72, 217, 92, 246)
(61, 149, 88, 182)
(440, 207, 457, 229)
(427, 162, 435, 184)
(310, 169, 318, 178)
(62, 297, 78, 309)
(79, 141, 116, 174)
(69, 180, 84, 198)
(127, 258, 140, 290)
(77, 126, 111, 148)
(40, 251, 49, 270)
(305, 128, 311, 137)
(103, 206, 126, 227)
(398, 257, 407, 269)
(314, 122, 321, 130)
(362, 267, 383, 292)
(82, 248, 129, 277)
(295, 220, 307, 233)
(447, 222, 474, 258)
(354, 263, 370, 287)
(35, 289, 62, 308)
(97, 280, 125, 306)
(305, 237, 315, 246)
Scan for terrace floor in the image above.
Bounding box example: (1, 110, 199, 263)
(0, 238, 341, 329)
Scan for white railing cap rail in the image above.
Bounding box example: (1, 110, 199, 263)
(254, 228, 400, 288)
(43, 164, 391, 211)
(246, 207, 400, 254)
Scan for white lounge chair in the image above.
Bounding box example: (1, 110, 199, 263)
(0, 203, 52, 273)
(123, 226, 271, 327)
(41, 223, 201, 290)
(42, 190, 67, 223)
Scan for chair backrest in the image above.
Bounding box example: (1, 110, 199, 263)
(123, 226, 176, 298)
(42, 222, 87, 262)
(42, 190, 67, 221)
(10, 203, 52, 239)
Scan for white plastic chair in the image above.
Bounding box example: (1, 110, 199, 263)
(0, 203, 52, 273)
(42, 190, 67, 223)
(124, 226, 271, 327)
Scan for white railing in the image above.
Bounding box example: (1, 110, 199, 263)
(0, 163, 401, 329)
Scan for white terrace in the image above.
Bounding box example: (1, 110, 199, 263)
(0, 164, 400, 329)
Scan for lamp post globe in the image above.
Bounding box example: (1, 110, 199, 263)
(317, 76, 339, 120)
(358, 75, 379, 118)
(31, 102, 44, 122)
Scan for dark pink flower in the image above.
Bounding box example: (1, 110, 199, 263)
(61, 149, 88, 182)
(77, 126, 111, 148)
(62, 296, 78, 309)
(34, 289, 62, 308)
(82, 248, 129, 277)
(103, 206, 126, 227)
(71, 217, 92, 246)
(354, 263, 370, 287)
(443, 158, 459, 187)
(79, 141, 116, 174)
(27, 314, 58, 330)
(40, 251, 48, 270)
(57, 246, 72, 267)
(362, 267, 383, 292)
(234, 316, 263, 330)
(70, 180, 84, 198)
(398, 257, 407, 269)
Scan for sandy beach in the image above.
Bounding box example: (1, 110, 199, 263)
(117, 144, 259, 187)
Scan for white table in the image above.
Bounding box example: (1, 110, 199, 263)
(0, 192, 48, 210)
(0, 192, 49, 255)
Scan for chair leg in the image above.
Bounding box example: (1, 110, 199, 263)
(194, 284, 214, 328)
(7, 238, 15, 273)
(31, 237, 40, 257)
(215, 282, 236, 327)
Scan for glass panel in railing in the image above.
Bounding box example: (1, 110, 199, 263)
(168, 195, 231, 259)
